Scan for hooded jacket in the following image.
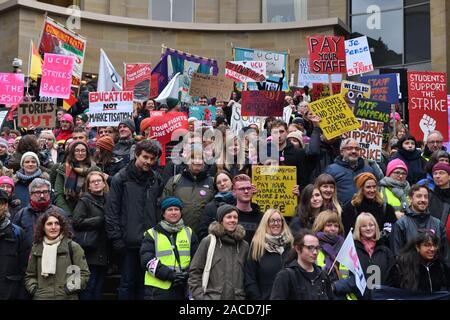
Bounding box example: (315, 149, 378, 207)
(188, 222, 249, 300)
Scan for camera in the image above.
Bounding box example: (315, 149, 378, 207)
(12, 58, 22, 68)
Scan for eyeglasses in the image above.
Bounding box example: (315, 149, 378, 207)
(343, 147, 361, 151)
(392, 171, 407, 176)
(268, 219, 282, 225)
(236, 187, 251, 192)
(74, 149, 87, 154)
(421, 243, 438, 249)
(90, 179, 104, 184)
(428, 140, 443, 145)
(304, 245, 321, 252)
(31, 190, 50, 196)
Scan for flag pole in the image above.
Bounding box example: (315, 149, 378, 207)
(327, 228, 353, 276)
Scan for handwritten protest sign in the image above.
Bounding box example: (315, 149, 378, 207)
(408, 71, 448, 141)
(231, 103, 265, 133)
(241, 91, 285, 117)
(345, 36, 373, 76)
(341, 80, 371, 108)
(148, 112, 188, 166)
(124, 63, 151, 101)
(189, 73, 234, 102)
(342, 119, 384, 161)
(88, 91, 134, 126)
(0, 73, 24, 105)
(189, 105, 217, 126)
(40, 54, 74, 99)
(297, 58, 342, 88)
(225, 61, 266, 83)
(361, 74, 398, 104)
(309, 94, 360, 140)
(252, 166, 297, 217)
(0, 110, 9, 127)
(18, 102, 56, 129)
(311, 83, 341, 101)
(307, 36, 346, 74)
(354, 98, 391, 124)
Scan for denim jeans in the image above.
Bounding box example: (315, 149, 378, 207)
(80, 265, 107, 300)
(117, 248, 144, 300)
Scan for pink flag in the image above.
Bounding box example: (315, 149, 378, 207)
(0, 73, 24, 105)
(40, 53, 74, 99)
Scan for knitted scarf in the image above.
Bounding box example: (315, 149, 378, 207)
(16, 168, 42, 182)
(41, 235, 62, 278)
(379, 177, 410, 203)
(64, 162, 90, 199)
(0, 215, 11, 231)
(316, 231, 344, 271)
(214, 191, 235, 204)
(264, 233, 288, 255)
(361, 238, 376, 257)
(160, 218, 185, 234)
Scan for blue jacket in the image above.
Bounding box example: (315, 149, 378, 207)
(325, 156, 376, 206)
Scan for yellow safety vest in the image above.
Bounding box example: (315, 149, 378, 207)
(316, 250, 357, 300)
(381, 187, 405, 211)
(144, 226, 192, 289)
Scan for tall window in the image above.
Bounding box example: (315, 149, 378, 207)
(150, 0, 194, 22)
(350, 0, 430, 67)
(263, 0, 307, 23)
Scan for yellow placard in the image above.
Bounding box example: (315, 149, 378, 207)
(251, 166, 297, 217)
(340, 80, 371, 108)
(308, 94, 360, 140)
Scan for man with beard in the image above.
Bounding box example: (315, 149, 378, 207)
(113, 119, 136, 166)
(325, 138, 377, 206)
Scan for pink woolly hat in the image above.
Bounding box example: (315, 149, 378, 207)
(61, 114, 74, 124)
(0, 176, 14, 189)
(386, 159, 408, 177)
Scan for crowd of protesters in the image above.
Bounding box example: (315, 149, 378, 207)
(0, 84, 449, 301)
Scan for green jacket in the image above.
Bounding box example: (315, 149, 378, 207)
(25, 237, 90, 300)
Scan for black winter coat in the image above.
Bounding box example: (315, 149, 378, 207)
(428, 186, 450, 223)
(198, 195, 236, 241)
(0, 222, 28, 299)
(72, 192, 109, 266)
(245, 245, 291, 300)
(270, 260, 333, 300)
(105, 161, 163, 249)
(391, 149, 426, 185)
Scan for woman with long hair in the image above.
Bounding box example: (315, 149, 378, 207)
(387, 231, 450, 293)
(342, 172, 397, 236)
(245, 209, 293, 299)
(54, 141, 100, 216)
(72, 171, 109, 300)
(290, 184, 323, 232)
(39, 130, 59, 168)
(93, 135, 125, 185)
(315, 173, 343, 216)
(24, 211, 90, 300)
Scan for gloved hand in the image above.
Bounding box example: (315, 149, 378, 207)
(112, 239, 126, 257)
(172, 271, 189, 287)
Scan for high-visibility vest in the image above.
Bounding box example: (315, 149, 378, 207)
(381, 187, 404, 211)
(316, 250, 357, 300)
(144, 226, 192, 289)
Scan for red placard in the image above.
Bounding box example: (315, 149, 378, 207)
(307, 36, 346, 74)
(311, 83, 341, 102)
(408, 71, 448, 142)
(241, 91, 285, 117)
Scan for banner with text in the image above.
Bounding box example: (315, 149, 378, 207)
(307, 36, 346, 74)
(361, 74, 398, 104)
(189, 105, 217, 126)
(297, 57, 342, 88)
(230, 103, 265, 133)
(354, 98, 391, 124)
(252, 166, 297, 217)
(40, 54, 74, 99)
(0, 73, 24, 105)
(225, 61, 266, 83)
(88, 91, 134, 126)
(189, 73, 234, 102)
(311, 83, 341, 101)
(241, 91, 285, 117)
(18, 102, 56, 129)
(308, 94, 360, 140)
(124, 63, 151, 102)
(345, 36, 373, 76)
(408, 71, 448, 141)
(341, 118, 384, 161)
(341, 80, 371, 108)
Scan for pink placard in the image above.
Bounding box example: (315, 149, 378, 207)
(40, 53, 74, 99)
(0, 73, 24, 105)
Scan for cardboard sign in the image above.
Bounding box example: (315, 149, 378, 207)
(308, 94, 360, 140)
(40, 54, 74, 99)
(341, 80, 371, 108)
(408, 71, 448, 141)
(39, 16, 87, 87)
(342, 119, 384, 161)
(307, 36, 346, 74)
(361, 74, 398, 104)
(0, 73, 24, 105)
(345, 36, 374, 76)
(252, 166, 297, 217)
(225, 61, 266, 83)
(189, 105, 216, 126)
(0, 110, 9, 127)
(124, 63, 151, 101)
(241, 91, 285, 117)
(354, 98, 391, 124)
(297, 58, 342, 88)
(311, 83, 341, 101)
(189, 73, 234, 102)
(88, 91, 134, 126)
(18, 102, 56, 129)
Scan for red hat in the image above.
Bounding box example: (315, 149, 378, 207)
(96, 136, 115, 153)
(432, 162, 450, 175)
(140, 117, 152, 134)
